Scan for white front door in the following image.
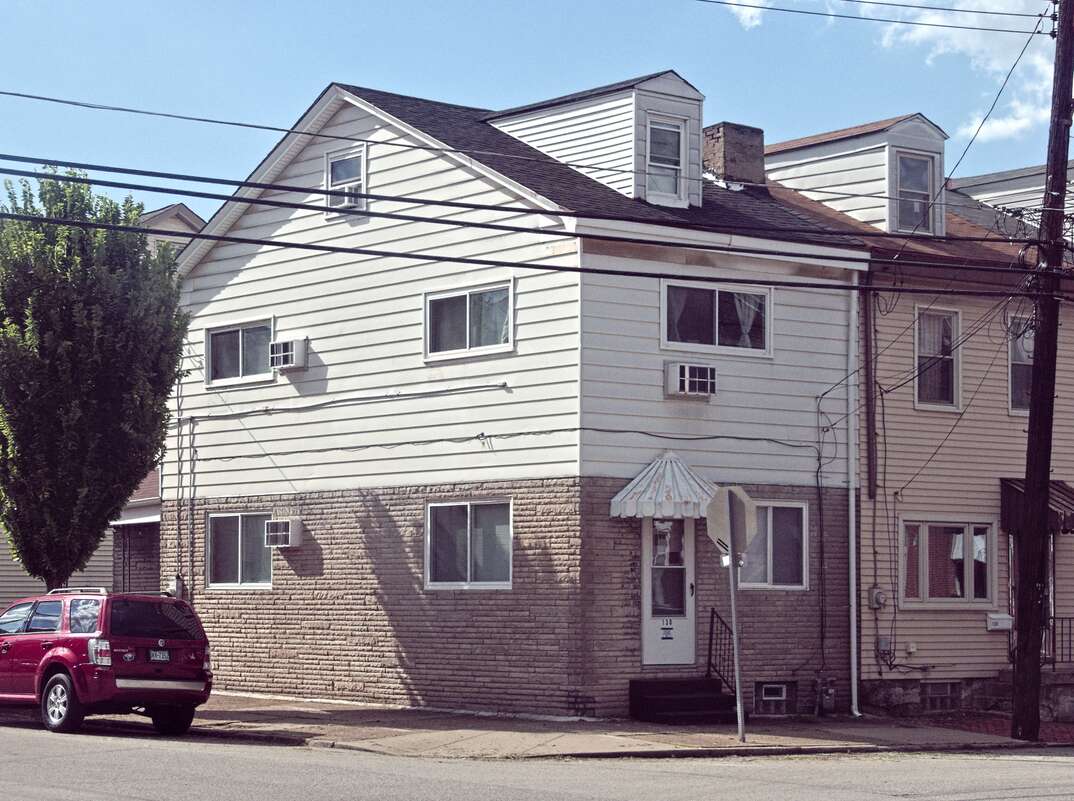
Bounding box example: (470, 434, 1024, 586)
(641, 517, 696, 665)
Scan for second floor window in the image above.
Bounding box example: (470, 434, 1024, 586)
(916, 309, 958, 408)
(647, 119, 684, 199)
(897, 153, 933, 233)
(1009, 315, 1034, 412)
(325, 146, 365, 210)
(664, 283, 769, 354)
(208, 321, 272, 383)
(426, 284, 511, 358)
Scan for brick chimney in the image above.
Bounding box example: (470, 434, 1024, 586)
(703, 122, 766, 185)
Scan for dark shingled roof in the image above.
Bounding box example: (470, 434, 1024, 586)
(337, 83, 862, 249)
(766, 114, 925, 156)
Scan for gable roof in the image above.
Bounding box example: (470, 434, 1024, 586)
(140, 202, 206, 232)
(765, 113, 947, 156)
(949, 162, 1063, 191)
(483, 70, 700, 121)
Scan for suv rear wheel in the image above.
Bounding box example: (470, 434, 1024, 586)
(41, 673, 85, 733)
(149, 705, 196, 736)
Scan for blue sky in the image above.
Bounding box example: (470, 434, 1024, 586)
(0, 0, 1056, 221)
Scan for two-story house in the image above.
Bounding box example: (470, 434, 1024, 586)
(767, 116, 1074, 714)
(160, 70, 871, 719)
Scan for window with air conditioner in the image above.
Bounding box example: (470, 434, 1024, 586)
(208, 513, 272, 588)
(206, 320, 273, 386)
(325, 146, 366, 211)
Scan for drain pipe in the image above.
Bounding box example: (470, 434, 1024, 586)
(848, 277, 862, 717)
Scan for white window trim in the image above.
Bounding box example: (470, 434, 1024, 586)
(659, 279, 774, 358)
(645, 113, 688, 208)
(423, 280, 515, 362)
(206, 512, 273, 590)
(897, 514, 999, 610)
(740, 501, 810, 591)
(892, 149, 936, 235)
(203, 316, 276, 389)
(424, 499, 513, 590)
(324, 144, 367, 215)
(1008, 312, 1032, 417)
(913, 305, 961, 412)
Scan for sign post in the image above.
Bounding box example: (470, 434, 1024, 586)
(706, 486, 756, 744)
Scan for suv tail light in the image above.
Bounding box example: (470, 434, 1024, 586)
(202, 645, 212, 673)
(88, 638, 112, 667)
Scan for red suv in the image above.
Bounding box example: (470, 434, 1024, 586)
(0, 588, 212, 734)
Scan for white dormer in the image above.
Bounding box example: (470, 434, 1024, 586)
(764, 113, 948, 237)
(488, 70, 704, 208)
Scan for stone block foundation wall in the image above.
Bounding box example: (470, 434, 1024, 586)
(160, 476, 851, 718)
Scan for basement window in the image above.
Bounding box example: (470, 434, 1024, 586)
(921, 681, 961, 711)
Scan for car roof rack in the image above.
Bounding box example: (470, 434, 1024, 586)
(46, 587, 108, 595)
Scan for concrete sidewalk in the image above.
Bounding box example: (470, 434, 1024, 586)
(76, 692, 1039, 758)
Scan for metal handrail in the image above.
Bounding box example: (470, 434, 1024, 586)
(705, 607, 736, 692)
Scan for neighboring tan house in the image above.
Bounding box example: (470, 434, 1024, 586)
(767, 116, 1074, 714)
(163, 71, 869, 718)
(0, 202, 205, 604)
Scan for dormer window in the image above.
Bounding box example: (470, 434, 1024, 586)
(647, 117, 686, 204)
(325, 146, 366, 211)
(896, 153, 933, 233)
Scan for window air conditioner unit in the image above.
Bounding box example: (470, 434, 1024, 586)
(665, 362, 717, 398)
(270, 339, 307, 371)
(264, 518, 303, 548)
(328, 186, 363, 210)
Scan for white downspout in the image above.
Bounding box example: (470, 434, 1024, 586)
(848, 278, 862, 717)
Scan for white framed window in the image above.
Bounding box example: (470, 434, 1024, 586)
(207, 513, 272, 589)
(915, 307, 959, 410)
(206, 319, 273, 386)
(324, 145, 366, 211)
(740, 502, 808, 590)
(901, 519, 995, 607)
(662, 280, 772, 357)
(1009, 314, 1034, 414)
(646, 115, 686, 205)
(896, 152, 934, 233)
(425, 500, 512, 589)
(424, 282, 513, 360)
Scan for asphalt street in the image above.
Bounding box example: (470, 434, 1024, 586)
(2, 724, 1073, 801)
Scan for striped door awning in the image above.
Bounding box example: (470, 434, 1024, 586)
(609, 451, 716, 519)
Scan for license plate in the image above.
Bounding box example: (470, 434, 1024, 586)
(149, 649, 170, 663)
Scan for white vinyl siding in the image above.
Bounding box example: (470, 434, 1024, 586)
(167, 98, 580, 497)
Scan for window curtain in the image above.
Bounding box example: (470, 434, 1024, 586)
(918, 314, 953, 402)
(667, 285, 689, 342)
(469, 288, 509, 348)
(733, 293, 764, 349)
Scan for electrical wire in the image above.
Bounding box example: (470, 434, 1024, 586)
(692, 0, 1051, 33)
(835, 0, 1047, 17)
(0, 211, 1058, 298)
(0, 151, 1034, 243)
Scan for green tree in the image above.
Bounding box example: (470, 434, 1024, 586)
(0, 175, 187, 588)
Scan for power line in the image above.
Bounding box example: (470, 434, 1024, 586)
(692, 0, 1052, 34)
(0, 211, 1056, 298)
(835, 0, 1047, 18)
(0, 165, 1049, 278)
(0, 151, 1020, 240)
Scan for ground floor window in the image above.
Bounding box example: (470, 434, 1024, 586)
(741, 503, 808, 589)
(426, 500, 512, 588)
(902, 520, 992, 604)
(208, 513, 272, 588)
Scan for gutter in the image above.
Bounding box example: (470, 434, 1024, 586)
(848, 276, 862, 718)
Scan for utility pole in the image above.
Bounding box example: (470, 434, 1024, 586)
(1012, 0, 1073, 742)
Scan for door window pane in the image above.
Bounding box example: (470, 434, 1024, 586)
(652, 520, 685, 615)
(26, 601, 62, 633)
(771, 506, 804, 585)
(717, 291, 766, 350)
(927, 525, 965, 599)
(241, 514, 272, 584)
(471, 503, 511, 583)
(430, 505, 468, 583)
(210, 330, 240, 381)
(469, 287, 509, 349)
(0, 602, 32, 634)
(241, 326, 272, 376)
(209, 516, 240, 585)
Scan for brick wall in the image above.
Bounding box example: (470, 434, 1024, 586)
(160, 479, 585, 715)
(111, 523, 161, 593)
(580, 478, 852, 716)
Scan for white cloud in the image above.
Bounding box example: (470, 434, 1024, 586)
(726, 0, 768, 29)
